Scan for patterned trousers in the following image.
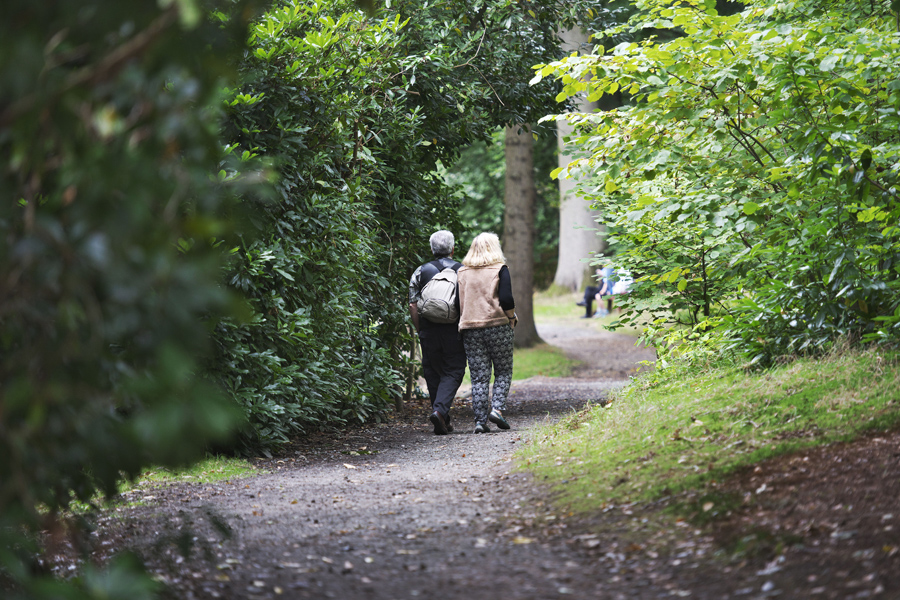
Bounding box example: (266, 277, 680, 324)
(462, 324, 514, 424)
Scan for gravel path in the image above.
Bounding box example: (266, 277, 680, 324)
(107, 316, 655, 599)
(100, 313, 899, 599)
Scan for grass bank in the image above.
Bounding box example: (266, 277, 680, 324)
(517, 348, 900, 514)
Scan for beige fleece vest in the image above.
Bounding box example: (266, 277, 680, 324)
(457, 264, 508, 330)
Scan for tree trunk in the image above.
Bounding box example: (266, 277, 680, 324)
(552, 27, 605, 292)
(503, 124, 543, 348)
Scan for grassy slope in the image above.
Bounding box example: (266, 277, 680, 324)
(517, 349, 900, 515)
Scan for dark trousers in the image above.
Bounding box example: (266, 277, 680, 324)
(420, 325, 466, 419)
(583, 285, 600, 316)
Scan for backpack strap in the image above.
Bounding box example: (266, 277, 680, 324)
(433, 257, 460, 272)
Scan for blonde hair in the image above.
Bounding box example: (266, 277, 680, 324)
(462, 232, 506, 267)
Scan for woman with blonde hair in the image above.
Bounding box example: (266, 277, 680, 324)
(457, 232, 517, 433)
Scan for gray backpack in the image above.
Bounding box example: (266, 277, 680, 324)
(417, 261, 459, 324)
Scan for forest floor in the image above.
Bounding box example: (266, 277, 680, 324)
(91, 308, 899, 599)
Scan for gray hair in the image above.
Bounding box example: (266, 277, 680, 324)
(429, 230, 454, 256)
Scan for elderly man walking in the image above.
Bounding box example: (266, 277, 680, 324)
(408, 230, 466, 435)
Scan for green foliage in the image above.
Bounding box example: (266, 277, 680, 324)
(213, 0, 585, 452)
(517, 348, 900, 513)
(213, 2, 451, 452)
(443, 128, 561, 288)
(0, 0, 265, 597)
(535, 0, 900, 363)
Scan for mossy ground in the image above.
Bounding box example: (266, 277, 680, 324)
(516, 348, 900, 515)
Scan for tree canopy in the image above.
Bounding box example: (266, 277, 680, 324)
(535, 0, 900, 364)
(2, 0, 581, 595)
(1, 0, 266, 596)
(213, 0, 583, 452)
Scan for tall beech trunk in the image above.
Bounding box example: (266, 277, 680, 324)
(552, 26, 605, 292)
(503, 124, 543, 348)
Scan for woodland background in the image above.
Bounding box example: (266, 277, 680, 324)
(2, 0, 899, 597)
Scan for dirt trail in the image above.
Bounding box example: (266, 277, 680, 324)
(108, 315, 651, 599)
(103, 311, 899, 600)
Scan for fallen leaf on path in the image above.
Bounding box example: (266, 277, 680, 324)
(512, 536, 534, 545)
(396, 549, 419, 555)
(343, 463, 357, 469)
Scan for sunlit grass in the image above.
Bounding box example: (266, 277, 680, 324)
(517, 349, 900, 516)
(462, 342, 579, 385)
(532, 288, 642, 334)
(62, 456, 260, 513)
(134, 455, 260, 486)
(513, 343, 579, 379)
(534, 289, 586, 321)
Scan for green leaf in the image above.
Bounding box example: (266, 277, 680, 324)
(819, 55, 839, 72)
(275, 268, 295, 282)
(860, 148, 872, 171)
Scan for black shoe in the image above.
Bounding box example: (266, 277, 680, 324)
(473, 422, 491, 434)
(429, 411, 448, 435)
(576, 301, 587, 307)
(580, 314, 592, 319)
(489, 409, 510, 430)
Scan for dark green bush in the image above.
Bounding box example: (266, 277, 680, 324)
(213, 0, 577, 452)
(0, 1, 263, 596)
